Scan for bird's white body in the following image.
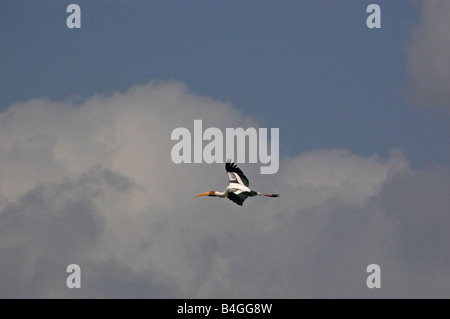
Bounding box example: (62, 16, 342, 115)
(213, 183, 254, 198)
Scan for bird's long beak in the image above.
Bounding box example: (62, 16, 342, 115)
(194, 192, 211, 198)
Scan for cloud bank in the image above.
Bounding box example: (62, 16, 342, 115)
(1, 80, 449, 298)
(406, 0, 450, 111)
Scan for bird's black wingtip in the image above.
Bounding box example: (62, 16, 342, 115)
(227, 198, 244, 206)
(225, 161, 240, 172)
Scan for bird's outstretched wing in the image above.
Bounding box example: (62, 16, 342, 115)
(225, 162, 249, 187)
(227, 189, 258, 206)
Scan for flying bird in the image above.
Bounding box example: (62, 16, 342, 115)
(194, 162, 279, 206)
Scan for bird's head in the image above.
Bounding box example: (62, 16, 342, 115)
(194, 191, 216, 198)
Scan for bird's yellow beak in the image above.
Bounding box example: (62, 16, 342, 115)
(194, 191, 213, 198)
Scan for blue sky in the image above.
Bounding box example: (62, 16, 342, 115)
(1, 0, 448, 168)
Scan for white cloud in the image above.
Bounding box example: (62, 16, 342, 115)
(0, 80, 449, 298)
(275, 149, 409, 213)
(406, 0, 450, 111)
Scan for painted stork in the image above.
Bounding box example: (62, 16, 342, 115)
(194, 162, 279, 206)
